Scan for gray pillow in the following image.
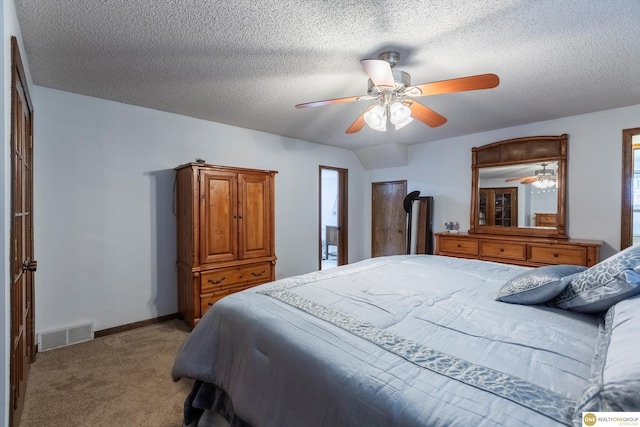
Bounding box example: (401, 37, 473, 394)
(572, 295, 640, 415)
(496, 265, 587, 304)
(551, 244, 640, 313)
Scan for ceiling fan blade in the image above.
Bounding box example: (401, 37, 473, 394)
(505, 176, 534, 182)
(296, 95, 370, 109)
(345, 105, 375, 134)
(409, 74, 500, 97)
(360, 59, 395, 87)
(521, 177, 538, 184)
(403, 100, 447, 127)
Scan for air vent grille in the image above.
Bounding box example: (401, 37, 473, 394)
(38, 322, 94, 351)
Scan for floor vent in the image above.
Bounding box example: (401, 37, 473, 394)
(38, 322, 94, 351)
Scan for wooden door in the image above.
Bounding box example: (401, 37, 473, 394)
(238, 172, 273, 260)
(372, 180, 407, 257)
(200, 170, 238, 264)
(10, 37, 36, 427)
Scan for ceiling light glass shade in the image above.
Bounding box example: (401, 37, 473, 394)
(389, 102, 411, 125)
(364, 105, 387, 131)
(532, 175, 556, 188)
(394, 116, 413, 130)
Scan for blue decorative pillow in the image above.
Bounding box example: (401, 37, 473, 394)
(551, 245, 640, 313)
(496, 265, 587, 304)
(573, 295, 640, 416)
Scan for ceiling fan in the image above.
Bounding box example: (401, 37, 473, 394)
(505, 163, 558, 188)
(295, 51, 499, 134)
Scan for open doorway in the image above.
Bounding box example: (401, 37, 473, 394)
(319, 166, 348, 270)
(621, 128, 640, 249)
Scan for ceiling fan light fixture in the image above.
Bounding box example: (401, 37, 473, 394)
(532, 177, 556, 189)
(364, 105, 387, 131)
(532, 166, 557, 188)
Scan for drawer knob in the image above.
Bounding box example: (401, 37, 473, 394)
(553, 252, 559, 257)
(499, 248, 504, 252)
(251, 270, 266, 277)
(208, 276, 226, 285)
(207, 301, 213, 306)
(457, 244, 461, 248)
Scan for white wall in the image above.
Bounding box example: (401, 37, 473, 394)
(366, 104, 640, 260)
(33, 87, 368, 334)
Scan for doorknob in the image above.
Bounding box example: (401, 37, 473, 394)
(22, 260, 37, 272)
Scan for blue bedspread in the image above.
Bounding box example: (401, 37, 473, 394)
(172, 255, 600, 427)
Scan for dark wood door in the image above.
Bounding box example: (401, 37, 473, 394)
(372, 180, 407, 257)
(238, 172, 273, 260)
(10, 37, 36, 427)
(200, 170, 238, 264)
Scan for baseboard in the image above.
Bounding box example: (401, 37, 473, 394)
(94, 313, 179, 338)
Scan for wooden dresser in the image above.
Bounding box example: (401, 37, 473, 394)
(175, 163, 277, 328)
(435, 232, 601, 267)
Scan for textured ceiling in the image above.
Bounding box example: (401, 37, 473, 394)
(14, 0, 640, 151)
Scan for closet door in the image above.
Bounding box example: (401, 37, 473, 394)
(238, 172, 273, 260)
(371, 180, 407, 257)
(200, 170, 238, 264)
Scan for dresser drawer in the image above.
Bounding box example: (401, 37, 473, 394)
(535, 213, 557, 227)
(480, 241, 527, 261)
(201, 262, 273, 292)
(439, 237, 479, 255)
(529, 245, 587, 266)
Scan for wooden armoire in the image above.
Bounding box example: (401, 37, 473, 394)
(175, 163, 277, 328)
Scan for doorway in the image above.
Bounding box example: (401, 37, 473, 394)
(319, 166, 348, 270)
(10, 37, 36, 427)
(621, 128, 640, 249)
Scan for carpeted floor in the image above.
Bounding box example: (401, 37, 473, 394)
(20, 319, 193, 427)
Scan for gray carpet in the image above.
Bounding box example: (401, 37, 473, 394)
(20, 319, 193, 427)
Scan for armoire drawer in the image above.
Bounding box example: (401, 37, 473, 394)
(200, 283, 256, 314)
(201, 262, 273, 292)
(529, 245, 587, 266)
(480, 241, 526, 261)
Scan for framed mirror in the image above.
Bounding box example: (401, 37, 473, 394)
(469, 134, 568, 239)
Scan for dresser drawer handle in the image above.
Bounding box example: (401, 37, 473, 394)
(499, 248, 504, 252)
(207, 301, 213, 306)
(251, 270, 266, 277)
(553, 252, 559, 257)
(457, 244, 461, 248)
(208, 276, 226, 285)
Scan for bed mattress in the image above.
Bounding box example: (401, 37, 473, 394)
(172, 255, 601, 427)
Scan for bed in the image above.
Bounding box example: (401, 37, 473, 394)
(172, 250, 640, 427)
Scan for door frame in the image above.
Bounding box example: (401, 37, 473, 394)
(319, 166, 348, 269)
(621, 127, 640, 249)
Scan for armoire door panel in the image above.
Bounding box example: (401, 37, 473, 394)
(238, 173, 272, 259)
(200, 171, 238, 264)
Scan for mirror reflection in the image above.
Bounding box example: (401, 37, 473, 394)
(478, 161, 558, 228)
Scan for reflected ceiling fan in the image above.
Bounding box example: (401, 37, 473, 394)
(295, 51, 499, 134)
(505, 163, 558, 188)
